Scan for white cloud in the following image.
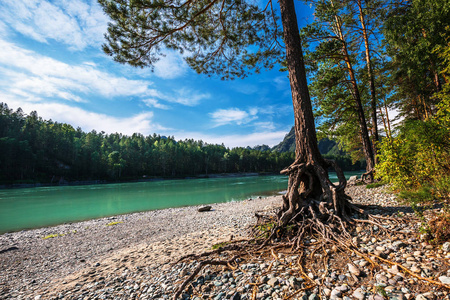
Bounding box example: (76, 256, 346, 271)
(143, 98, 170, 110)
(170, 88, 210, 106)
(172, 130, 288, 148)
(273, 76, 289, 90)
(0, 39, 152, 101)
(254, 122, 276, 131)
(0, 0, 108, 50)
(153, 52, 189, 79)
(2, 97, 166, 136)
(210, 108, 259, 127)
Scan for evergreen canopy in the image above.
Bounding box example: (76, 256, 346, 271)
(99, 0, 284, 79)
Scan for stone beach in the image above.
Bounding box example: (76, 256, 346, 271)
(1, 185, 450, 300)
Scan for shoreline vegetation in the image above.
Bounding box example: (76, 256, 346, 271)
(1, 184, 449, 299)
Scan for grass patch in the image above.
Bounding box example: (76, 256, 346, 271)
(211, 241, 232, 250)
(366, 181, 386, 189)
(106, 221, 123, 226)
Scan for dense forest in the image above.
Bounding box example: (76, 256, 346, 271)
(0, 103, 297, 184)
(0, 103, 367, 185)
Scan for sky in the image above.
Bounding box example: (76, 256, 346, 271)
(0, 0, 314, 148)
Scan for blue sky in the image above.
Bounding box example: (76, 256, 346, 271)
(0, 0, 314, 148)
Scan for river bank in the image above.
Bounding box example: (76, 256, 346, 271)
(1, 185, 449, 300)
(0, 173, 269, 190)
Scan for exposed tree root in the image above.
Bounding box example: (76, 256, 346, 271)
(173, 255, 240, 300)
(362, 169, 375, 183)
(170, 161, 449, 298)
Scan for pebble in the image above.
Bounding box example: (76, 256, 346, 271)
(1, 185, 447, 300)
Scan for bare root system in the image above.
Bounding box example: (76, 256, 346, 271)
(171, 160, 450, 299)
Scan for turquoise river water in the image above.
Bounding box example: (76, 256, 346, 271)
(0, 173, 360, 234)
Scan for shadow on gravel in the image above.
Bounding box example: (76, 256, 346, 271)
(359, 204, 415, 216)
(0, 246, 19, 254)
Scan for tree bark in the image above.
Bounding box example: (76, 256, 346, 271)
(357, 0, 379, 165)
(331, 2, 375, 175)
(277, 0, 350, 225)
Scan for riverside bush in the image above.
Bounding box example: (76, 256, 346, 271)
(376, 119, 450, 192)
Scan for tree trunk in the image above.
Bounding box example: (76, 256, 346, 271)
(277, 0, 350, 225)
(331, 3, 375, 177)
(357, 0, 379, 165)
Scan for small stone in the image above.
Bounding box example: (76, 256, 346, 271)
(288, 277, 299, 288)
(338, 274, 347, 281)
(348, 263, 361, 276)
(231, 293, 241, 300)
(308, 293, 318, 300)
(214, 292, 226, 300)
(267, 277, 279, 287)
(439, 276, 450, 284)
(388, 265, 400, 275)
(330, 289, 342, 298)
(442, 242, 450, 252)
(392, 241, 406, 248)
(323, 288, 332, 297)
(410, 265, 421, 273)
(337, 285, 349, 292)
(352, 289, 365, 300)
(415, 295, 427, 300)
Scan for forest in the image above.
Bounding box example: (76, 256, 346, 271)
(0, 104, 297, 184)
(0, 103, 368, 185)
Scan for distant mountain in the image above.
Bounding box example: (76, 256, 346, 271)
(272, 126, 345, 156)
(252, 144, 271, 152)
(271, 127, 296, 153)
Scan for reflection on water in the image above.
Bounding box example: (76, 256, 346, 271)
(0, 172, 360, 233)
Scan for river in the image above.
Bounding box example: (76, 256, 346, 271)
(0, 172, 360, 233)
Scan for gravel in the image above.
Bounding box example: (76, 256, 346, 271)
(1, 185, 450, 300)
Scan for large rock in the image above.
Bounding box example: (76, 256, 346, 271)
(198, 206, 212, 212)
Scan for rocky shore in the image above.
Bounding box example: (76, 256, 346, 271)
(1, 185, 449, 300)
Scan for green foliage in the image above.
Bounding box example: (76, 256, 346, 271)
(382, 0, 450, 121)
(98, 0, 282, 79)
(398, 186, 435, 213)
(376, 118, 450, 192)
(211, 241, 232, 250)
(376, 93, 450, 215)
(0, 103, 294, 184)
(366, 182, 386, 189)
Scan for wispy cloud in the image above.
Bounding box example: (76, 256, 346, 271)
(143, 98, 170, 110)
(210, 108, 258, 127)
(153, 51, 189, 79)
(254, 121, 276, 131)
(172, 130, 288, 148)
(0, 0, 108, 50)
(2, 97, 166, 136)
(0, 39, 152, 101)
(170, 88, 210, 106)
